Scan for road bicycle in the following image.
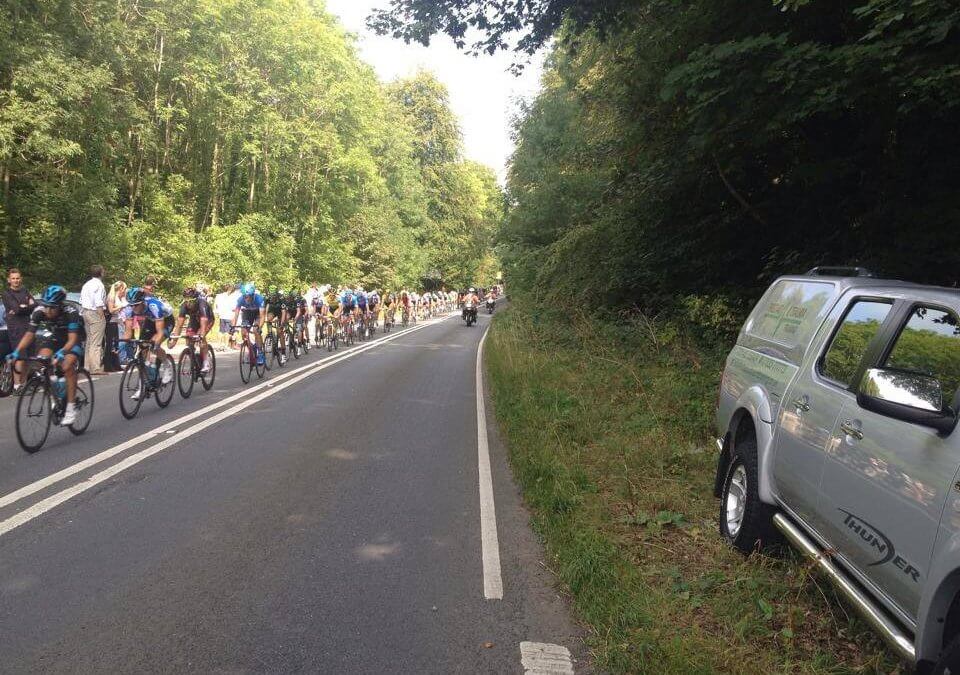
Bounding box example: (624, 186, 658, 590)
(14, 355, 94, 452)
(173, 334, 216, 399)
(340, 316, 355, 346)
(235, 325, 266, 384)
(382, 307, 395, 334)
(263, 318, 285, 369)
(314, 314, 326, 349)
(401, 306, 410, 328)
(293, 317, 310, 354)
(118, 340, 176, 419)
(285, 319, 302, 360)
(326, 317, 340, 352)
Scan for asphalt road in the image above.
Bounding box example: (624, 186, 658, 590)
(0, 308, 587, 673)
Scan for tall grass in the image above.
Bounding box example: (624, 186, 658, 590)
(486, 305, 898, 673)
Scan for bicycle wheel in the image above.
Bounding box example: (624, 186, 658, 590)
(301, 333, 310, 353)
(263, 333, 275, 370)
(200, 348, 216, 391)
(0, 360, 13, 397)
(119, 361, 145, 419)
(16, 377, 51, 453)
(68, 369, 95, 436)
(254, 343, 266, 378)
(178, 348, 196, 399)
(155, 354, 176, 408)
(239, 342, 253, 383)
(289, 332, 301, 359)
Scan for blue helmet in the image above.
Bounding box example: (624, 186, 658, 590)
(126, 287, 146, 305)
(241, 282, 256, 296)
(41, 285, 67, 306)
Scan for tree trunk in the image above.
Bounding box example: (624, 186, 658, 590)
(248, 154, 257, 210)
(209, 138, 221, 229)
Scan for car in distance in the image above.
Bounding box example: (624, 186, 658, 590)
(714, 267, 960, 673)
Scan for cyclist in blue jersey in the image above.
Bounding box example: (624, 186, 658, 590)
(230, 282, 266, 366)
(7, 285, 83, 425)
(122, 287, 175, 398)
(338, 286, 356, 335)
(356, 286, 368, 326)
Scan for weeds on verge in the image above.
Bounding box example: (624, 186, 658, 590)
(486, 306, 899, 674)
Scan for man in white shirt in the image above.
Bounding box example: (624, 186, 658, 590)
(80, 264, 107, 374)
(213, 284, 238, 349)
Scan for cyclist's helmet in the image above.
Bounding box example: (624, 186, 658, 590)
(126, 287, 146, 305)
(41, 284, 67, 307)
(241, 282, 256, 296)
(183, 287, 198, 299)
(469, 287, 476, 293)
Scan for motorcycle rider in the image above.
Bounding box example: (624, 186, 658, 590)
(462, 288, 479, 322)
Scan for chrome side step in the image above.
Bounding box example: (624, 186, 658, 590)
(772, 513, 915, 663)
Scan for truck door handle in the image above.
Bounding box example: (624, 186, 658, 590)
(840, 420, 863, 440)
(793, 396, 810, 412)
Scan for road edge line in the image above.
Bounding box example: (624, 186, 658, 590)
(477, 326, 504, 600)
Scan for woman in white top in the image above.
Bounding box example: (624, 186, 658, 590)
(106, 280, 128, 370)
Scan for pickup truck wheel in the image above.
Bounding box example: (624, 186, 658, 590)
(719, 437, 779, 553)
(933, 633, 960, 674)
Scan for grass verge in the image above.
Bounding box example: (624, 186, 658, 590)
(486, 305, 899, 673)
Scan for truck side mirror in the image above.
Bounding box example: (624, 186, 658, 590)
(857, 368, 957, 435)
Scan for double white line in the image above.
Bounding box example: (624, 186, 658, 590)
(0, 317, 448, 538)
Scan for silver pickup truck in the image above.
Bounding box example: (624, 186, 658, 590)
(714, 268, 960, 673)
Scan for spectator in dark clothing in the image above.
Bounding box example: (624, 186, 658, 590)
(2, 267, 35, 392)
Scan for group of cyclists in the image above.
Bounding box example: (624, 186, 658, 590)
(2, 279, 496, 448)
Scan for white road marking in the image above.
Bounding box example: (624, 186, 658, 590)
(0, 317, 449, 536)
(520, 642, 574, 674)
(476, 327, 503, 600)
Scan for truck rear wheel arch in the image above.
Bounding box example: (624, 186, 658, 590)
(714, 410, 753, 498)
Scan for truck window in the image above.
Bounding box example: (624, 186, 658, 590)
(820, 300, 892, 387)
(884, 306, 960, 404)
(746, 280, 833, 354)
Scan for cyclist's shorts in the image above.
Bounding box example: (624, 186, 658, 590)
(240, 309, 260, 327)
(140, 316, 173, 341)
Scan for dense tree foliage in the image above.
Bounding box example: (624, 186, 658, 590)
(0, 0, 502, 292)
(500, 0, 960, 315)
(381, 0, 960, 318)
(369, 0, 635, 59)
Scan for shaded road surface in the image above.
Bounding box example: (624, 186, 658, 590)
(0, 309, 586, 673)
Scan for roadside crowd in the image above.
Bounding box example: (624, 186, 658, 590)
(1, 265, 486, 381)
(0, 265, 296, 378)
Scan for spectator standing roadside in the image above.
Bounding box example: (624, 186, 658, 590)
(214, 284, 237, 350)
(80, 264, 107, 375)
(2, 268, 35, 392)
(106, 280, 128, 371)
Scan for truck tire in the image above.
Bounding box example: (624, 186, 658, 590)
(719, 434, 780, 553)
(933, 634, 960, 674)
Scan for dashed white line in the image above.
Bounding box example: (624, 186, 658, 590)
(476, 326, 503, 600)
(520, 642, 574, 674)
